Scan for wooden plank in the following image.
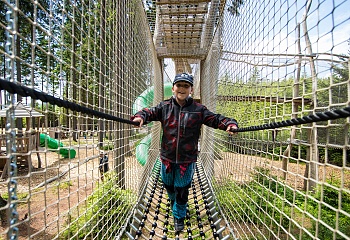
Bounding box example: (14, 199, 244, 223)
(164, 43, 201, 48)
(159, 10, 207, 15)
(162, 26, 203, 32)
(165, 43, 201, 48)
(156, 0, 210, 5)
(158, 2, 208, 8)
(217, 96, 312, 104)
(161, 18, 205, 24)
(156, 50, 207, 59)
(163, 34, 202, 39)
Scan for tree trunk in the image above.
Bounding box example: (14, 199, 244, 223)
(0, 195, 8, 226)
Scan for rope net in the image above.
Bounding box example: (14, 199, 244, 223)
(208, 1, 350, 239)
(0, 0, 349, 239)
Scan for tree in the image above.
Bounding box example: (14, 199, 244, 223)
(145, 0, 156, 35)
(331, 57, 349, 83)
(0, 0, 51, 131)
(228, 0, 244, 16)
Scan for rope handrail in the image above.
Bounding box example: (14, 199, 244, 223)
(231, 107, 350, 133)
(1, 79, 349, 133)
(0, 79, 140, 126)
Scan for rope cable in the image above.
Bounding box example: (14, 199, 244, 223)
(231, 108, 350, 133)
(0, 79, 140, 126)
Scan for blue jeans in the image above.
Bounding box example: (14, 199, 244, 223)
(161, 162, 196, 219)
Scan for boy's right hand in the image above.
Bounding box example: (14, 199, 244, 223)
(226, 124, 238, 135)
(132, 117, 144, 127)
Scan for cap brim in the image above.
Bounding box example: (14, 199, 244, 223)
(173, 79, 193, 86)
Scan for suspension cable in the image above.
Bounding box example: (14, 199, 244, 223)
(0, 79, 140, 126)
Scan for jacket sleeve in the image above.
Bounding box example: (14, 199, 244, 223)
(202, 106, 238, 130)
(131, 103, 163, 124)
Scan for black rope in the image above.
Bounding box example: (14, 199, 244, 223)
(0, 79, 140, 126)
(1, 79, 349, 132)
(231, 107, 350, 133)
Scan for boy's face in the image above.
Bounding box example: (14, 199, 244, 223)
(172, 81, 193, 103)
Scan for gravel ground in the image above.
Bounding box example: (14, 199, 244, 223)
(215, 152, 350, 190)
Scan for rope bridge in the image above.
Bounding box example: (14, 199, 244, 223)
(0, 0, 349, 240)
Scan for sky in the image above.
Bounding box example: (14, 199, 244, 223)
(219, 0, 350, 81)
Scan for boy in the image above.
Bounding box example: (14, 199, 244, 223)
(132, 73, 238, 231)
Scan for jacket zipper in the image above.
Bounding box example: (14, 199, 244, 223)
(175, 106, 182, 163)
(183, 112, 188, 135)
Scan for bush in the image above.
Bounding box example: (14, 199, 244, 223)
(271, 145, 345, 167)
(60, 172, 136, 239)
(216, 167, 350, 239)
(304, 179, 350, 239)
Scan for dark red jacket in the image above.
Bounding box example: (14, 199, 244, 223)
(132, 97, 238, 164)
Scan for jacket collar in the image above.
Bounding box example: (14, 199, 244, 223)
(172, 96, 193, 107)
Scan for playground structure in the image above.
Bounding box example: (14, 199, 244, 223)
(0, 131, 76, 179)
(0, 103, 76, 179)
(0, 1, 349, 240)
(39, 133, 76, 159)
(0, 103, 43, 178)
(0, 131, 39, 177)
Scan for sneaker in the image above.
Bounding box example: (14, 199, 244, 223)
(174, 217, 185, 232)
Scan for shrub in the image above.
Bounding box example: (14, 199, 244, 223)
(60, 172, 136, 239)
(304, 179, 350, 239)
(216, 167, 350, 239)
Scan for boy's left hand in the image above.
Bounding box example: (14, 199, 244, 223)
(226, 124, 238, 135)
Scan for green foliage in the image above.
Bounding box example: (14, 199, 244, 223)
(58, 181, 73, 190)
(133, 132, 149, 144)
(1, 0, 52, 86)
(217, 70, 349, 148)
(227, 0, 244, 16)
(217, 76, 299, 142)
(101, 141, 114, 151)
(1, 192, 29, 203)
(145, 0, 156, 34)
(331, 58, 349, 87)
(265, 144, 345, 167)
(304, 178, 350, 239)
(327, 151, 343, 166)
(217, 167, 350, 239)
(60, 172, 136, 239)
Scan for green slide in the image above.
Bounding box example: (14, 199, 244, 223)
(39, 133, 76, 159)
(133, 82, 173, 165)
(135, 134, 151, 166)
(132, 82, 173, 114)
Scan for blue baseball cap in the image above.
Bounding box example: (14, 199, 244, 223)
(173, 73, 194, 86)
